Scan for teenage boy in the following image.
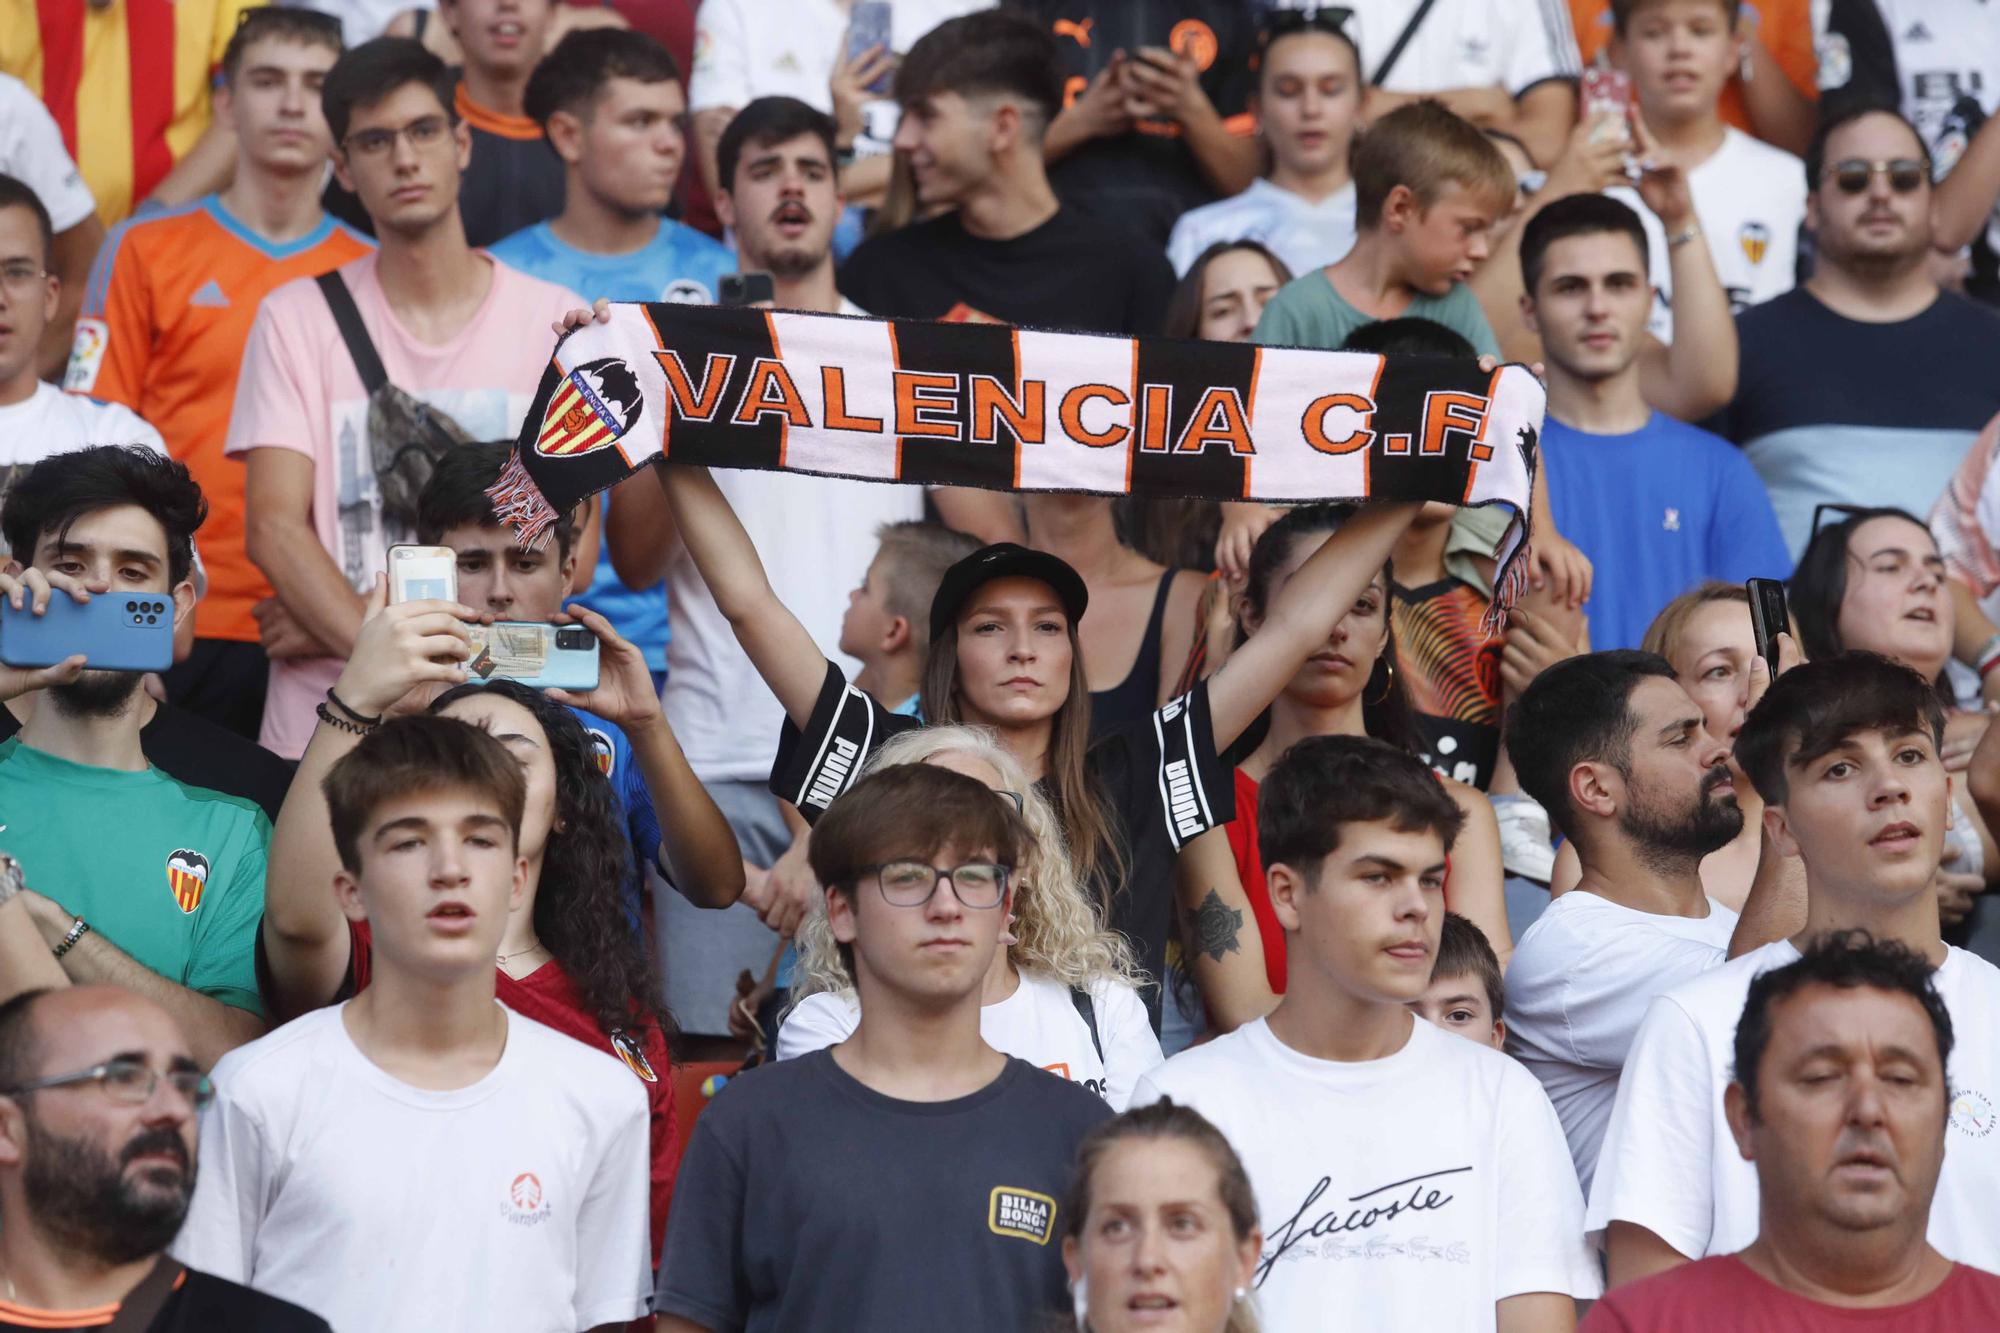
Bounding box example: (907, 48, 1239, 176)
(1582, 934, 2000, 1328)
(1253, 99, 1513, 356)
(1588, 653, 2000, 1287)
(837, 9, 1176, 336)
(1603, 0, 1807, 337)
(841, 521, 980, 714)
(656, 763, 1110, 1332)
(0, 987, 329, 1331)
(1166, 12, 1363, 276)
(1521, 194, 1789, 651)
(233, 37, 582, 759)
(492, 28, 733, 684)
(1410, 910, 1508, 1049)
(66, 8, 369, 741)
(173, 715, 652, 1330)
(1505, 651, 1745, 1193)
(0, 178, 164, 507)
(0, 448, 268, 1070)
(413, 441, 743, 909)
(1134, 735, 1599, 1329)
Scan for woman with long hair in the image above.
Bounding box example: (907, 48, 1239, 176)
(1058, 1099, 1263, 1333)
(1222, 505, 1512, 992)
(776, 725, 1161, 1107)
(259, 585, 685, 1255)
(659, 464, 1420, 1030)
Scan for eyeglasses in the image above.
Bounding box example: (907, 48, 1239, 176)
(344, 114, 451, 159)
(0, 262, 49, 290)
(1809, 502, 1891, 538)
(862, 860, 1010, 909)
(2, 1057, 214, 1110)
(1824, 158, 1928, 195)
(994, 788, 1024, 816)
(235, 4, 342, 38)
(1256, 5, 1355, 48)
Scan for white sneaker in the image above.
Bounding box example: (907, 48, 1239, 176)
(1492, 794, 1556, 886)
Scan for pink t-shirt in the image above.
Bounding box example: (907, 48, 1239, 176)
(226, 252, 580, 757)
(1582, 1255, 2000, 1331)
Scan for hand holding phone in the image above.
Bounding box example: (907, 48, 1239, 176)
(845, 1, 894, 94)
(1747, 578, 1790, 668)
(389, 545, 458, 605)
(0, 582, 172, 674)
(719, 272, 776, 308)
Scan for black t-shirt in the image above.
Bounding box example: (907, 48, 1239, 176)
(0, 701, 293, 824)
(837, 206, 1175, 336)
(771, 660, 1236, 1026)
(1006, 0, 1260, 247)
(0, 1267, 330, 1331)
(655, 1051, 1110, 1333)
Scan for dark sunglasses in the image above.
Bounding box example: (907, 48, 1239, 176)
(1824, 157, 1927, 196)
(1257, 5, 1356, 48)
(237, 5, 343, 39)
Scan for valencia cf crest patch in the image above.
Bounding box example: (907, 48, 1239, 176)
(535, 357, 645, 459)
(611, 1028, 658, 1082)
(1739, 221, 1771, 266)
(587, 729, 616, 778)
(166, 849, 210, 914)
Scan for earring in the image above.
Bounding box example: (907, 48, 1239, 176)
(1366, 656, 1396, 705)
(1071, 1276, 1089, 1327)
(1233, 1286, 1248, 1303)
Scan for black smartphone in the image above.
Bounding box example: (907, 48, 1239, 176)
(719, 271, 775, 307)
(1747, 578, 1789, 666)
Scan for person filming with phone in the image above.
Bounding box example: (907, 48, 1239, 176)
(0, 447, 269, 1071)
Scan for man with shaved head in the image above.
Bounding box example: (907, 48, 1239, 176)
(0, 985, 327, 1330)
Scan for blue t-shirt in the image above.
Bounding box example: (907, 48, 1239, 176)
(1543, 413, 1792, 651)
(490, 219, 737, 669)
(565, 705, 667, 922)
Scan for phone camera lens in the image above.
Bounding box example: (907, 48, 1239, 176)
(145, 614, 157, 624)
(554, 628, 594, 650)
(126, 601, 137, 612)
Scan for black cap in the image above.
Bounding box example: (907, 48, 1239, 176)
(928, 543, 1089, 642)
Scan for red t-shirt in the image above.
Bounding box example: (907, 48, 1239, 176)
(1581, 1255, 2000, 1331)
(349, 922, 678, 1258)
(1226, 768, 1288, 994)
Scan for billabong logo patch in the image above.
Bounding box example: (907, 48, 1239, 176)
(536, 357, 644, 458)
(989, 1187, 1056, 1245)
(166, 849, 210, 914)
(611, 1029, 658, 1082)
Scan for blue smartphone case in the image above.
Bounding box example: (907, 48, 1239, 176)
(466, 622, 601, 692)
(0, 590, 174, 673)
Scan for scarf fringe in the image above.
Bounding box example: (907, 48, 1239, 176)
(485, 449, 559, 551)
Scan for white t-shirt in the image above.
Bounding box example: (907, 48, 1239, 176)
(172, 1004, 652, 1333)
(1608, 128, 1806, 342)
(0, 74, 95, 232)
(774, 970, 1164, 1110)
(1275, 0, 1578, 95)
(1166, 178, 1358, 277)
(1132, 1015, 1599, 1332)
(0, 382, 165, 506)
(1587, 939, 2000, 1268)
(1503, 889, 1739, 1197)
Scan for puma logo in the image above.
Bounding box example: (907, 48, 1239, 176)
(1053, 17, 1091, 46)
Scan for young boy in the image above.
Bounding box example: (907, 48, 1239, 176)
(1252, 100, 1515, 356)
(656, 763, 1110, 1332)
(1604, 0, 1806, 338)
(173, 715, 653, 1331)
(1134, 734, 1598, 1328)
(1411, 911, 1508, 1050)
(838, 520, 978, 715)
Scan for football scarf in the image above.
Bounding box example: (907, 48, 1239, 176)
(491, 303, 1546, 613)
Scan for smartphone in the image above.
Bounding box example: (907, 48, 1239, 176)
(1581, 66, 1633, 124)
(0, 588, 173, 673)
(846, 1, 893, 94)
(465, 622, 601, 691)
(719, 272, 776, 308)
(388, 545, 457, 605)
(1747, 578, 1789, 666)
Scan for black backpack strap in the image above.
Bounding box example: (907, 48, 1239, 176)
(106, 1258, 182, 1332)
(316, 270, 388, 395)
(1070, 985, 1104, 1064)
(1371, 0, 1443, 87)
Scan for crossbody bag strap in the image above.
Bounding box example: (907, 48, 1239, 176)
(316, 270, 389, 395)
(1372, 0, 1444, 87)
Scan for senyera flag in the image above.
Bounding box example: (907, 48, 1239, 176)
(491, 303, 1545, 620)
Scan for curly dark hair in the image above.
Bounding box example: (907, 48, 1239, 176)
(429, 680, 673, 1044)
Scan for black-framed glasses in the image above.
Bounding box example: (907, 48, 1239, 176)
(2, 1057, 213, 1110)
(863, 860, 1010, 909)
(236, 4, 343, 38)
(343, 114, 451, 158)
(1824, 157, 1928, 195)
(1256, 5, 1356, 47)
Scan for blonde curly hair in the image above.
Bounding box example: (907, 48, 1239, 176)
(790, 725, 1144, 1003)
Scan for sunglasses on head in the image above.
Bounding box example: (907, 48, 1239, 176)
(1257, 4, 1356, 47)
(1823, 157, 1927, 196)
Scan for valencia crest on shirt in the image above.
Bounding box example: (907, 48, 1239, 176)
(166, 849, 210, 914)
(611, 1028, 659, 1082)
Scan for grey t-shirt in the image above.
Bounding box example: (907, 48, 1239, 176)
(656, 1051, 1112, 1332)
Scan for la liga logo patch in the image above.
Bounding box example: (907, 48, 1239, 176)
(535, 357, 644, 459)
(165, 849, 210, 914)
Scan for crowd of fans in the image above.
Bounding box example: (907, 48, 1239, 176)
(2, 0, 2000, 1329)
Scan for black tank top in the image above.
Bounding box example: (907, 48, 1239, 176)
(1087, 571, 1176, 741)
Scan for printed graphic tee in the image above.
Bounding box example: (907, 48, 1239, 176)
(173, 1004, 652, 1333)
(1133, 1016, 1601, 1331)
(656, 1051, 1110, 1332)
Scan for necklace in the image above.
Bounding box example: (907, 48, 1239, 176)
(495, 941, 548, 968)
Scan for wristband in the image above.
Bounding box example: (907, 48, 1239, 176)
(316, 701, 376, 736)
(1666, 225, 1701, 250)
(53, 916, 89, 959)
(325, 688, 382, 726)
